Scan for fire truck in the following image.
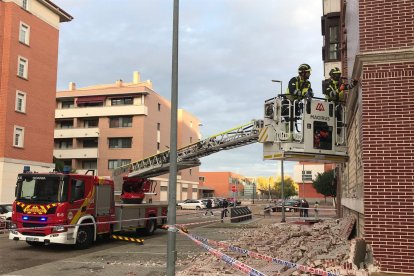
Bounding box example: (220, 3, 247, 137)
(9, 93, 348, 249)
(9, 168, 167, 249)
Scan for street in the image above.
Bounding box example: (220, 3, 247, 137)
(0, 205, 336, 276)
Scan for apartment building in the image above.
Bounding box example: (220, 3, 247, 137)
(322, 0, 414, 273)
(54, 72, 201, 201)
(0, 0, 72, 202)
(292, 162, 335, 201)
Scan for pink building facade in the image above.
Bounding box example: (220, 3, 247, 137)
(54, 72, 201, 202)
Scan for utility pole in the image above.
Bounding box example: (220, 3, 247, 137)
(281, 160, 286, 223)
(166, 0, 179, 275)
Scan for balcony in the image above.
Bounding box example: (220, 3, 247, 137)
(55, 105, 148, 119)
(54, 148, 98, 159)
(54, 127, 100, 139)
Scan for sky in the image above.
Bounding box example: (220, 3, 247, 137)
(53, 0, 324, 177)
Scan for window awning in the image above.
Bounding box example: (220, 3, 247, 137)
(76, 96, 106, 104)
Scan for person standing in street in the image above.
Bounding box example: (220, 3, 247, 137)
(314, 201, 319, 220)
(204, 199, 214, 216)
(303, 199, 309, 217)
(221, 199, 229, 222)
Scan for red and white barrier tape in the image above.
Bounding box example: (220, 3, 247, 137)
(180, 230, 267, 276)
(190, 233, 341, 276)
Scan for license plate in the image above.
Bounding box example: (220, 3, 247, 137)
(26, 237, 39, 242)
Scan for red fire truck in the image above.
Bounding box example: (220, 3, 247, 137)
(9, 167, 167, 249)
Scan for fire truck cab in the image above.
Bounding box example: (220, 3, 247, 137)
(259, 96, 348, 163)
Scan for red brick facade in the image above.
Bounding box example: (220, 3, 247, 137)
(359, 0, 414, 52)
(362, 62, 414, 272)
(0, 1, 60, 162)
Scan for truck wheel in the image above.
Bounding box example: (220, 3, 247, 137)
(75, 226, 93, 249)
(143, 219, 156, 236)
(26, 241, 44, 247)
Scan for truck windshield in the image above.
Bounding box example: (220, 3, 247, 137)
(16, 175, 69, 203)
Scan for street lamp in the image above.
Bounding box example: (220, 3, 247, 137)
(272, 80, 283, 96)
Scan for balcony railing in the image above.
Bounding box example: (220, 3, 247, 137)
(54, 127, 100, 138)
(53, 148, 98, 159)
(55, 105, 148, 119)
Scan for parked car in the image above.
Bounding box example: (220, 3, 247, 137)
(201, 198, 221, 208)
(272, 199, 300, 212)
(177, 199, 206, 210)
(0, 203, 12, 229)
(226, 198, 241, 207)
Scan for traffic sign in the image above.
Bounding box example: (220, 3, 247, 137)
(231, 185, 237, 192)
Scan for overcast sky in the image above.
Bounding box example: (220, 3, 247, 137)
(53, 0, 324, 177)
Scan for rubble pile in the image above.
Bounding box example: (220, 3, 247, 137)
(178, 216, 372, 275)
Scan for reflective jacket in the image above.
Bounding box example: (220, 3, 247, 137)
(286, 76, 311, 100)
(324, 79, 356, 102)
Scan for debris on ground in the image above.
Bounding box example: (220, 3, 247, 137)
(177, 216, 377, 275)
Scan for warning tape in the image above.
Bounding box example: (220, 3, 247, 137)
(111, 235, 144, 244)
(190, 233, 341, 276)
(180, 230, 267, 276)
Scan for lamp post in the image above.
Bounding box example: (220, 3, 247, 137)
(281, 160, 286, 223)
(252, 182, 256, 204)
(272, 80, 283, 96)
(302, 163, 305, 199)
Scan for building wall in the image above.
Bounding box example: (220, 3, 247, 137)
(361, 62, 414, 273)
(0, 0, 70, 202)
(199, 172, 245, 198)
(55, 74, 200, 200)
(342, 0, 414, 273)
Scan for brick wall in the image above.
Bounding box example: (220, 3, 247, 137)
(359, 0, 414, 52)
(362, 62, 414, 273)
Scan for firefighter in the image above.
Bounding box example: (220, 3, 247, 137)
(286, 63, 313, 100)
(282, 64, 313, 134)
(323, 67, 358, 137)
(323, 67, 358, 103)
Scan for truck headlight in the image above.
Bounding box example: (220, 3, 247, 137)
(9, 222, 17, 229)
(52, 225, 65, 232)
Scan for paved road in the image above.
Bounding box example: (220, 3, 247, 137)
(0, 205, 336, 276)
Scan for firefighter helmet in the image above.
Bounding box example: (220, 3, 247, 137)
(298, 64, 312, 74)
(329, 67, 341, 81)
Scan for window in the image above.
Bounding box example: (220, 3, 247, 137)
(189, 169, 192, 175)
(82, 139, 98, 148)
(157, 123, 160, 131)
(108, 138, 132, 148)
(59, 120, 73, 129)
(17, 56, 28, 79)
(83, 119, 98, 128)
(61, 101, 74, 109)
(19, 23, 30, 45)
(190, 137, 193, 143)
(70, 179, 85, 202)
(182, 187, 188, 192)
(302, 170, 313, 181)
(158, 103, 161, 111)
(157, 142, 160, 150)
(111, 97, 133, 106)
(13, 126, 24, 148)
(328, 26, 340, 60)
(108, 159, 131, 169)
(109, 116, 132, 128)
(161, 186, 168, 192)
(192, 188, 198, 193)
(15, 91, 26, 113)
(22, 0, 29, 10)
(199, 176, 205, 182)
(82, 160, 97, 169)
(55, 139, 72, 149)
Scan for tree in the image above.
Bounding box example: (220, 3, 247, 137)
(53, 156, 65, 172)
(274, 176, 298, 199)
(312, 169, 336, 203)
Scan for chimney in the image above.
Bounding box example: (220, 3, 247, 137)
(133, 71, 140, 84)
(115, 79, 123, 87)
(69, 82, 76, 91)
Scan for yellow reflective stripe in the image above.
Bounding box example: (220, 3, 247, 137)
(258, 127, 268, 142)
